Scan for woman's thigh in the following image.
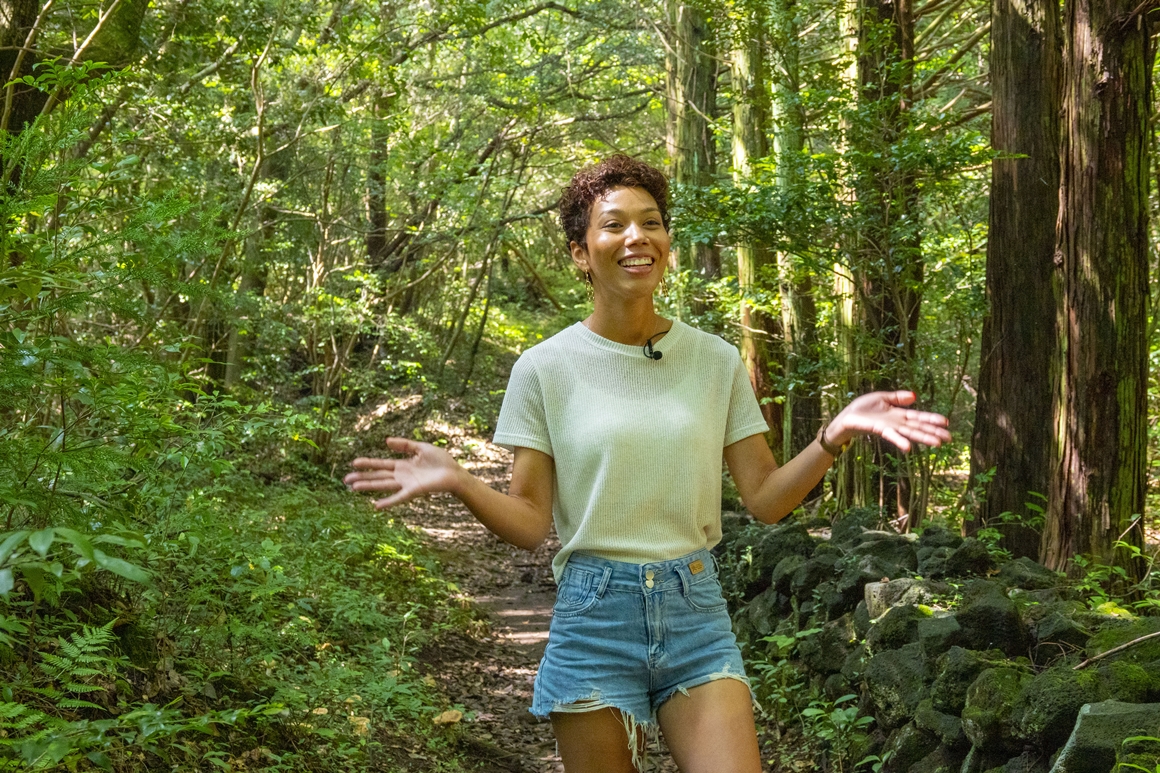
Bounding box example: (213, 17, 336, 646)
(551, 707, 644, 773)
(657, 678, 762, 773)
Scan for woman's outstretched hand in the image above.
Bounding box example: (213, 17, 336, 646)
(344, 437, 464, 510)
(830, 390, 951, 452)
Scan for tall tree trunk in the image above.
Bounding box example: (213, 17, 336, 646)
(968, 0, 1061, 558)
(770, 0, 822, 473)
(731, 6, 785, 455)
(853, 0, 921, 524)
(0, 0, 44, 136)
(1043, 0, 1152, 573)
(666, 0, 720, 281)
(224, 208, 271, 388)
(834, 0, 871, 509)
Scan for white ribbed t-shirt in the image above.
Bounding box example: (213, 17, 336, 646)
(492, 320, 769, 581)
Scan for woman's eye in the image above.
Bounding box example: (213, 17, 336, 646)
(603, 221, 622, 229)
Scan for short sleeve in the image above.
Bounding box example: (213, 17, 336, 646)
(723, 355, 770, 446)
(492, 354, 554, 456)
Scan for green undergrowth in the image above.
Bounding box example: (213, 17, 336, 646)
(0, 476, 480, 771)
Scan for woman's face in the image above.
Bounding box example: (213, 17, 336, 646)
(570, 186, 670, 303)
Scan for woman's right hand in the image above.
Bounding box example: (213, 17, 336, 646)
(344, 436, 464, 510)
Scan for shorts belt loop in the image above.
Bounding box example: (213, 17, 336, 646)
(677, 565, 690, 595)
(595, 566, 612, 599)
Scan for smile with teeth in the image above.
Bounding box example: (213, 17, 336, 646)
(619, 257, 654, 267)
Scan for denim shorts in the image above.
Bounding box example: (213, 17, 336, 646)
(530, 547, 749, 732)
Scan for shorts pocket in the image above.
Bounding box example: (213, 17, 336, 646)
(683, 574, 727, 613)
(554, 567, 601, 617)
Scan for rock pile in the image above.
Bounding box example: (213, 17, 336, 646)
(715, 509, 1160, 773)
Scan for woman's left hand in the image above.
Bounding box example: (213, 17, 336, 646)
(829, 391, 951, 453)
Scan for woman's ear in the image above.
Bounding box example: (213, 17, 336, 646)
(569, 241, 589, 273)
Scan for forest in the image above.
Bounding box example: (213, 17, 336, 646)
(1, 0, 1160, 770)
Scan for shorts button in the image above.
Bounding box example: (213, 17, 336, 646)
(645, 579, 654, 589)
(645, 570, 655, 580)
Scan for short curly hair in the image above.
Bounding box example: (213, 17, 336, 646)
(559, 155, 670, 248)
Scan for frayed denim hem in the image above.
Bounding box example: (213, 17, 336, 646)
(532, 690, 659, 772)
(654, 662, 759, 713)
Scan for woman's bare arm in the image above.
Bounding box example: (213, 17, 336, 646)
(345, 438, 554, 551)
(724, 390, 951, 524)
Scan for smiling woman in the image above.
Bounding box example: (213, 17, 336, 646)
(344, 156, 952, 773)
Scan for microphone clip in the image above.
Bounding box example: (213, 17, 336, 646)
(643, 333, 663, 361)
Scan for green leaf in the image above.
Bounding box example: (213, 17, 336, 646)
(53, 528, 95, 561)
(93, 549, 150, 583)
(28, 529, 54, 557)
(0, 569, 13, 597)
(0, 531, 29, 565)
(87, 751, 113, 771)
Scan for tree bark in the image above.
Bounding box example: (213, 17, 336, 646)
(666, 0, 720, 280)
(968, 0, 1061, 558)
(0, 0, 44, 134)
(1043, 0, 1152, 573)
(770, 0, 822, 471)
(853, 0, 921, 524)
(731, 7, 785, 455)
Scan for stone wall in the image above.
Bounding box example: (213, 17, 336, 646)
(714, 509, 1160, 773)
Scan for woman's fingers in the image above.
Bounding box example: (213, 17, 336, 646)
(349, 457, 396, 471)
(348, 475, 401, 492)
(374, 493, 409, 510)
(885, 390, 917, 406)
(385, 436, 422, 455)
(880, 427, 912, 452)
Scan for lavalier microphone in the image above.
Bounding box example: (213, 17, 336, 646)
(643, 333, 663, 361)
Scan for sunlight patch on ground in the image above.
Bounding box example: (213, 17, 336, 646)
(353, 394, 422, 432)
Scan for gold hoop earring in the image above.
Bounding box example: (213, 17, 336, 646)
(659, 274, 669, 297)
(584, 271, 593, 302)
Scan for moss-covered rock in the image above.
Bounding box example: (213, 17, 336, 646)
(850, 533, 919, 572)
(865, 577, 950, 618)
(791, 551, 840, 600)
(919, 546, 955, 578)
(835, 554, 907, 616)
(841, 642, 870, 683)
(799, 615, 857, 674)
(996, 557, 1060, 591)
(955, 583, 1030, 656)
(743, 586, 784, 637)
(831, 507, 884, 545)
(944, 538, 999, 578)
(867, 604, 929, 655)
(879, 722, 937, 773)
(1085, 616, 1160, 666)
(1033, 610, 1091, 653)
(1015, 664, 1104, 750)
(1049, 700, 1160, 773)
(724, 520, 817, 600)
(772, 554, 808, 596)
(997, 750, 1049, 773)
(854, 600, 873, 638)
(909, 744, 967, 773)
(864, 643, 928, 729)
(919, 525, 963, 551)
(962, 744, 1018, 773)
(919, 615, 963, 662)
(1117, 735, 1160, 773)
(930, 647, 1005, 715)
(915, 698, 967, 748)
(961, 667, 1033, 751)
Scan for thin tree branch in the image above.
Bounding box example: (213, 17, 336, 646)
(1074, 630, 1160, 670)
(1, 0, 56, 133)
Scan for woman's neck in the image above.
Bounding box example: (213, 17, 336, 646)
(583, 297, 671, 346)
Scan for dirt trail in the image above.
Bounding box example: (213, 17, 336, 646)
(405, 438, 680, 772)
